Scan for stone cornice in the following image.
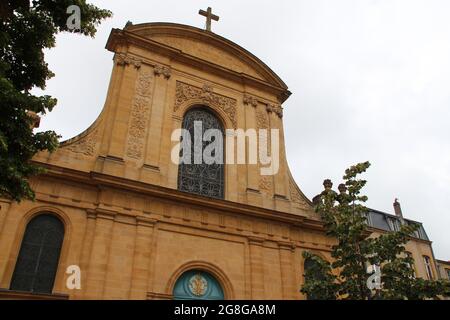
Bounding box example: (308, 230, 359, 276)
(31, 163, 433, 246)
(367, 226, 432, 245)
(35, 162, 324, 233)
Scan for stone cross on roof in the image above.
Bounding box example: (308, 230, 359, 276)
(198, 7, 219, 32)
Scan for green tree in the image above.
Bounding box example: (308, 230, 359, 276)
(302, 251, 338, 300)
(301, 162, 450, 299)
(0, 1, 111, 201)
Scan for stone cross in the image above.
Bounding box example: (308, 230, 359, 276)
(198, 7, 219, 32)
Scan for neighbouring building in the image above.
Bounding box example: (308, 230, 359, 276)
(437, 260, 450, 280)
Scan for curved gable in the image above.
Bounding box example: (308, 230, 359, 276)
(119, 23, 288, 90)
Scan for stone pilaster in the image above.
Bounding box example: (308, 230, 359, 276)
(245, 100, 260, 194)
(129, 217, 157, 299)
(83, 210, 115, 299)
(248, 237, 265, 299)
(106, 54, 142, 160)
(267, 104, 287, 198)
(278, 242, 296, 299)
(73, 210, 96, 299)
(143, 65, 171, 171)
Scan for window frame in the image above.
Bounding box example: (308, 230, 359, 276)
(423, 255, 434, 280)
(10, 214, 65, 294)
(177, 106, 226, 199)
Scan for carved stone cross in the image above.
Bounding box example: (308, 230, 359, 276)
(198, 7, 219, 32)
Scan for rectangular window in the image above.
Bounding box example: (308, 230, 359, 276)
(409, 222, 426, 239)
(446, 268, 450, 280)
(423, 256, 433, 280)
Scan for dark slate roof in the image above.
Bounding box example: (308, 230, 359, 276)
(367, 208, 429, 241)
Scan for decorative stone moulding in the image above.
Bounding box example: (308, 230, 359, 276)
(115, 53, 142, 69)
(68, 129, 98, 156)
(154, 64, 172, 79)
(174, 81, 237, 128)
(266, 103, 283, 118)
(126, 71, 153, 159)
(243, 94, 258, 107)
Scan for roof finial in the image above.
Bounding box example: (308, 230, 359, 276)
(198, 7, 219, 32)
(124, 20, 133, 29)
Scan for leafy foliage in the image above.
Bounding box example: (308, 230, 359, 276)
(301, 251, 338, 300)
(301, 162, 450, 299)
(0, 1, 111, 201)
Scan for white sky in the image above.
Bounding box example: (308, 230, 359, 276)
(34, 0, 450, 259)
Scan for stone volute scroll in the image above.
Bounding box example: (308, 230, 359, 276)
(115, 53, 142, 69)
(154, 64, 171, 79)
(266, 103, 283, 118)
(243, 94, 258, 108)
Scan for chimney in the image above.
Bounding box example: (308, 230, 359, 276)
(393, 198, 403, 218)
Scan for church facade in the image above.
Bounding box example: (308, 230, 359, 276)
(0, 22, 439, 300)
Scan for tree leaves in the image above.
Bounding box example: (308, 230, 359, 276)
(0, 1, 111, 202)
(301, 251, 339, 300)
(301, 162, 450, 299)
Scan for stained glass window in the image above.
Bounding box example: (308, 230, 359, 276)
(10, 214, 64, 294)
(173, 270, 224, 300)
(177, 107, 225, 199)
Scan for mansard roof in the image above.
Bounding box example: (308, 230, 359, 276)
(367, 208, 429, 241)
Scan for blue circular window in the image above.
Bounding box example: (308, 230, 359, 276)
(173, 270, 224, 300)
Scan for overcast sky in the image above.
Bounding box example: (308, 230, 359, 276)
(34, 0, 450, 259)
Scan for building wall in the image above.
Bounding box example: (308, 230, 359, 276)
(0, 176, 438, 299)
(0, 174, 335, 300)
(368, 230, 438, 280)
(437, 261, 450, 280)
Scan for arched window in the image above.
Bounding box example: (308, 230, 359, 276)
(304, 257, 324, 280)
(10, 214, 65, 294)
(303, 255, 328, 300)
(173, 270, 224, 300)
(177, 107, 225, 199)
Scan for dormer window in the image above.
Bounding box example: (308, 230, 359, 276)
(386, 217, 401, 232)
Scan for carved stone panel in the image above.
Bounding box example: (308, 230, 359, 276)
(126, 70, 153, 159)
(259, 176, 272, 194)
(256, 109, 269, 130)
(289, 178, 309, 209)
(174, 81, 237, 128)
(68, 129, 98, 156)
